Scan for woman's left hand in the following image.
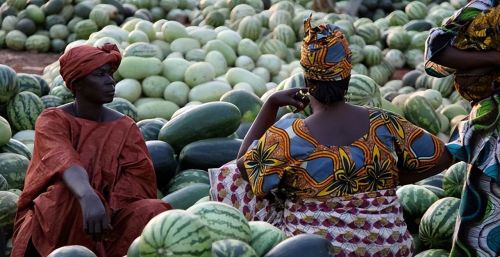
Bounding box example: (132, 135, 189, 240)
(268, 88, 309, 111)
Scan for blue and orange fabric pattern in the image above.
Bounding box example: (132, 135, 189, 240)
(300, 15, 352, 82)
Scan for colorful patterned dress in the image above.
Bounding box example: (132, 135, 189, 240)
(209, 108, 445, 257)
(425, 1, 500, 256)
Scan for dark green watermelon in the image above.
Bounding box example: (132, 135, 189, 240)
(137, 118, 165, 141)
(0, 64, 19, 104)
(264, 234, 335, 257)
(146, 140, 177, 190)
(0, 153, 30, 190)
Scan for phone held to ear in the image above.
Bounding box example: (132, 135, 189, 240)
(292, 89, 310, 113)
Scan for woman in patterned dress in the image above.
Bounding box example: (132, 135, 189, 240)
(424, 1, 500, 256)
(210, 17, 453, 257)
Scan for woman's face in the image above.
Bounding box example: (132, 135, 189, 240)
(73, 63, 116, 104)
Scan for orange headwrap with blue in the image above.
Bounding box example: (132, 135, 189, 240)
(59, 43, 121, 92)
(300, 15, 352, 82)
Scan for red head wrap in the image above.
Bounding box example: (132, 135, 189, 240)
(59, 43, 121, 91)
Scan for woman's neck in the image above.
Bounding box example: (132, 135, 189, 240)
(73, 99, 105, 122)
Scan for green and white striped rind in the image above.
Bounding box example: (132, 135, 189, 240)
(127, 237, 141, 257)
(259, 38, 288, 60)
(187, 201, 251, 243)
(403, 95, 441, 135)
(362, 45, 383, 67)
(139, 209, 213, 257)
(268, 10, 292, 31)
(41, 95, 63, 109)
(356, 23, 380, 45)
(386, 29, 411, 51)
(104, 97, 138, 121)
(413, 249, 450, 257)
(420, 185, 445, 199)
(347, 74, 382, 108)
(431, 76, 454, 98)
(396, 185, 439, 222)
(0, 138, 32, 160)
(249, 221, 286, 257)
(0, 64, 19, 104)
(137, 118, 165, 141)
(387, 10, 410, 27)
(352, 63, 369, 76)
(419, 197, 460, 249)
(443, 162, 467, 198)
(369, 64, 391, 86)
(405, 1, 428, 20)
(49, 85, 74, 104)
(0, 191, 19, 228)
(238, 16, 262, 41)
(6, 91, 44, 131)
(272, 24, 295, 48)
(16, 73, 41, 96)
(167, 169, 210, 193)
(0, 174, 8, 190)
(212, 239, 258, 257)
(349, 45, 364, 65)
(0, 153, 29, 190)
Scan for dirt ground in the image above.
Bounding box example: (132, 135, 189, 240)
(0, 49, 60, 75)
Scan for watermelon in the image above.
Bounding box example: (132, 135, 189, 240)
(386, 28, 411, 51)
(263, 234, 335, 257)
(356, 23, 380, 45)
(0, 116, 11, 147)
(387, 10, 410, 26)
(0, 191, 19, 229)
(347, 74, 382, 107)
(443, 162, 467, 198)
(41, 95, 63, 109)
(220, 90, 262, 122)
(396, 184, 439, 233)
(249, 221, 286, 257)
(114, 78, 143, 103)
(431, 76, 454, 98)
(49, 85, 74, 104)
(0, 153, 29, 190)
(47, 245, 97, 257)
(104, 97, 138, 121)
(415, 173, 445, 189)
(162, 183, 210, 210)
(0, 174, 8, 190)
(179, 138, 242, 170)
(405, 1, 428, 20)
(421, 185, 446, 199)
(166, 169, 210, 194)
(362, 45, 383, 66)
(139, 209, 212, 257)
(6, 91, 44, 131)
(158, 102, 241, 152)
(146, 140, 177, 190)
(212, 239, 258, 257)
(419, 197, 461, 249)
(137, 118, 165, 141)
(127, 237, 141, 257)
(187, 201, 251, 242)
(0, 138, 32, 159)
(0, 64, 19, 104)
(414, 249, 450, 257)
(16, 73, 41, 96)
(403, 95, 441, 135)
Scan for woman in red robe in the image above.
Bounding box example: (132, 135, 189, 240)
(10, 44, 170, 257)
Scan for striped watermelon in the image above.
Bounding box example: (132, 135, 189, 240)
(349, 35, 366, 48)
(127, 237, 141, 257)
(7, 91, 44, 131)
(387, 10, 410, 26)
(212, 239, 258, 257)
(347, 74, 382, 108)
(0, 138, 32, 159)
(206, 11, 226, 28)
(268, 10, 292, 31)
(443, 162, 467, 198)
(421, 185, 445, 198)
(0, 191, 19, 229)
(272, 24, 295, 48)
(167, 169, 210, 194)
(405, 1, 428, 20)
(46, 245, 97, 257)
(352, 63, 369, 76)
(41, 95, 63, 109)
(353, 18, 373, 30)
(384, 49, 406, 69)
(137, 118, 165, 141)
(16, 73, 41, 96)
(356, 23, 380, 45)
(269, 1, 294, 15)
(0, 64, 19, 104)
(0, 153, 29, 190)
(396, 185, 439, 233)
(431, 76, 454, 98)
(139, 209, 213, 257)
(414, 249, 450, 257)
(237, 16, 263, 41)
(162, 183, 210, 210)
(259, 38, 288, 60)
(49, 85, 74, 103)
(333, 19, 355, 37)
(369, 64, 391, 86)
(419, 197, 460, 249)
(187, 201, 251, 243)
(104, 97, 138, 121)
(349, 44, 364, 64)
(386, 28, 411, 51)
(416, 173, 445, 189)
(403, 95, 441, 135)
(362, 45, 383, 66)
(249, 221, 286, 257)
(0, 174, 8, 190)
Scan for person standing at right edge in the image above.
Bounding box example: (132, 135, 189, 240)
(424, 0, 500, 256)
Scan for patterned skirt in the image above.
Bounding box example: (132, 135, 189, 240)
(209, 162, 414, 257)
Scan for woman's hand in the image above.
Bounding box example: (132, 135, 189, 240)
(268, 88, 309, 112)
(78, 191, 111, 240)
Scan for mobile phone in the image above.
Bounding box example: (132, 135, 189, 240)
(292, 89, 310, 113)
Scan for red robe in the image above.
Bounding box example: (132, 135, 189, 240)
(11, 108, 170, 257)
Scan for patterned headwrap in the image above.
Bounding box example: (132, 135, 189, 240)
(59, 43, 121, 92)
(300, 15, 352, 82)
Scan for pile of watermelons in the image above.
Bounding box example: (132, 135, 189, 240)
(0, 0, 476, 256)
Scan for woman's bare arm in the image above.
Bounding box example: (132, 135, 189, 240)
(399, 149, 454, 185)
(431, 45, 500, 71)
